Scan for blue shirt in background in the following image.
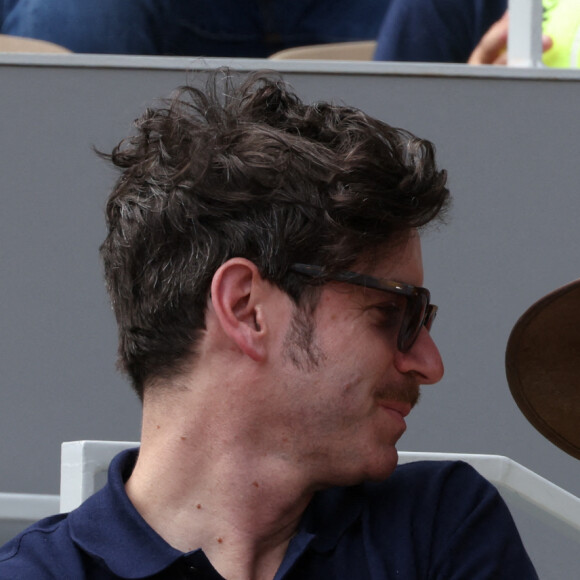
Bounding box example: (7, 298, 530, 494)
(374, 0, 507, 63)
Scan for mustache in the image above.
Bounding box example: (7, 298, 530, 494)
(375, 381, 421, 408)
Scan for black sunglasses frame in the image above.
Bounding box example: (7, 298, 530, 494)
(289, 263, 437, 352)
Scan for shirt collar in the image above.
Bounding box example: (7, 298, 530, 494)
(299, 484, 364, 553)
(68, 448, 185, 578)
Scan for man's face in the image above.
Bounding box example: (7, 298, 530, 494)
(273, 233, 444, 487)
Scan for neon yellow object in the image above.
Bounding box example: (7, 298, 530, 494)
(542, 0, 580, 68)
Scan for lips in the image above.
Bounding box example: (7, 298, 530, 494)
(378, 401, 412, 418)
(378, 402, 411, 438)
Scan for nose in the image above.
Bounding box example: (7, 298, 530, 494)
(394, 327, 444, 384)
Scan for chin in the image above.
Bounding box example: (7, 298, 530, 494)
(363, 447, 400, 482)
(335, 447, 400, 487)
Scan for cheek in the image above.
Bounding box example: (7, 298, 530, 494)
(337, 371, 366, 398)
(320, 368, 377, 419)
(314, 303, 399, 398)
(323, 331, 395, 391)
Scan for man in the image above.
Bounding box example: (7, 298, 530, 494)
(0, 71, 537, 578)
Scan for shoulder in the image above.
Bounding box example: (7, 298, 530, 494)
(0, 513, 81, 577)
(368, 457, 487, 492)
(358, 460, 538, 579)
(362, 459, 496, 515)
(387, 456, 490, 490)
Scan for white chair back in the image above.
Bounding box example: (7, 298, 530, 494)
(60, 440, 138, 513)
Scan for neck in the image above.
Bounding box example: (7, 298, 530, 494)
(126, 394, 316, 580)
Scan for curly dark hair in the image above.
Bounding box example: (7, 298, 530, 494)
(100, 70, 449, 398)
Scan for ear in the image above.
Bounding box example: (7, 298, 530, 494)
(210, 258, 268, 362)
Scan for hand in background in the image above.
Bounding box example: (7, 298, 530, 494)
(468, 11, 553, 65)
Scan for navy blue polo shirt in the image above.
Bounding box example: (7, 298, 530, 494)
(0, 449, 538, 579)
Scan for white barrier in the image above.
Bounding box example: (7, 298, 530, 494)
(0, 492, 59, 544)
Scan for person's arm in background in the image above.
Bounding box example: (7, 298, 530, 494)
(373, 0, 506, 63)
(468, 10, 553, 64)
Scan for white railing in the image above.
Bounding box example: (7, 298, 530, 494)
(0, 492, 60, 544)
(508, 0, 544, 67)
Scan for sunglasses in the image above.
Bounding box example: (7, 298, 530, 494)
(289, 263, 437, 353)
